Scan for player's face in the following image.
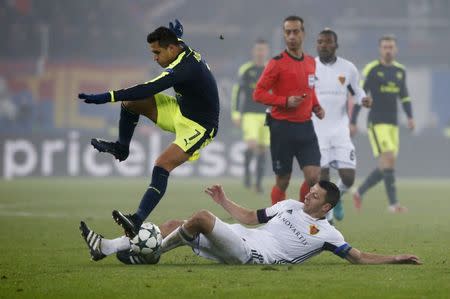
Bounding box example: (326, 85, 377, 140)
(379, 40, 397, 63)
(316, 33, 337, 60)
(283, 20, 304, 51)
(149, 42, 177, 68)
(252, 43, 269, 66)
(303, 184, 329, 217)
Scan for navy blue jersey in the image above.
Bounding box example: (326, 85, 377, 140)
(362, 60, 410, 125)
(231, 62, 266, 115)
(112, 45, 220, 130)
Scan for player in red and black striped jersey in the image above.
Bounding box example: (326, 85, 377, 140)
(254, 16, 325, 205)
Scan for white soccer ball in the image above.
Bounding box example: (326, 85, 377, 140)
(130, 222, 163, 255)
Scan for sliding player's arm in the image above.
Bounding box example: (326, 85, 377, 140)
(346, 247, 421, 265)
(205, 185, 258, 225)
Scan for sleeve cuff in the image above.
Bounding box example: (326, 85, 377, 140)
(109, 91, 115, 103)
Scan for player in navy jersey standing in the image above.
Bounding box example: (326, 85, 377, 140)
(78, 20, 220, 237)
(351, 35, 414, 213)
(254, 16, 324, 205)
(231, 39, 270, 193)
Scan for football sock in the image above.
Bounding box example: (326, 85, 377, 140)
(382, 169, 397, 205)
(243, 148, 253, 187)
(118, 103, 139, 147)
(271, 185, 286, 205)
(255, 152, 265, 190)
(135, 166, 170, 221)
(337, 179, 349, 196)
(358, 168, 383, 196)
(160, 225, 193, 253)
(101, 236, 130, 255)
(299, 180, 309, 202)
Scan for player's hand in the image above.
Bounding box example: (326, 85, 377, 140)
(394, 254, 422, 265)
(78, 92, 111, 104)
(361, 96, 372, 108)
(169, 19, 183, 38)
(286, 94, 306, 108)
(407, 118, 415, 131)
(205, 184, 227, 205)
(349, 124, 358, 137)
(313, 105, 325, 119)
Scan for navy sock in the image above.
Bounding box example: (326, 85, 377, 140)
(358, 168, 383, 196)
(118, 103, 139, 147)
(135, 166, 169, 221)
(244, 148, 253, 187)
(255, 152, 265, 189)
(382, 169, 397, 205)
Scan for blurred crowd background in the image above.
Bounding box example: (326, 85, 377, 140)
(1, 0, 449, 178)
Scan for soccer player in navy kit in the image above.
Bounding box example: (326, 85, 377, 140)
(231, 39, 270, 193)
(78, 21, 220, 237)
(351, 35, 414, 213)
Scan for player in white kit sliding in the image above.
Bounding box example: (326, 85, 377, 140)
(312, 29, 371, 223)
(80, 182, 420, 266)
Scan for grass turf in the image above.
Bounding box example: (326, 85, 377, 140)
(0, 178, 449, 299)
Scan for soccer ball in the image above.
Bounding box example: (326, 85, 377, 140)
(130, 222, 163, 255)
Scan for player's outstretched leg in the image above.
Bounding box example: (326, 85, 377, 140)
(112, 210, 142, 238)
(91, 139, 129, 161)
(79, 221, 106, 261)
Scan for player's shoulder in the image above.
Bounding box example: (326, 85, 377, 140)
(362, 60, 381, 76)
(238, 61, 254, 76)
(393, 61, 407, 71)
(282, 199, 304, 210)
(319, 220, 345, 239)
(272, 52, 284, 61)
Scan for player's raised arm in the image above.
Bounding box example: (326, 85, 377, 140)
(204, 185, 258, 225)
(345, 247, 421, 265)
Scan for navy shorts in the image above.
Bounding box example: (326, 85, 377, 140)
(269, 119, 321, 175)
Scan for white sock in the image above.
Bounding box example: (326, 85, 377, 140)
(337, 179, 350, 198)
(160, 225, 193, 253)
(100, 236, 130, 255)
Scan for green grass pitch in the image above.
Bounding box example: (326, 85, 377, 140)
(1, 178, 449, 299)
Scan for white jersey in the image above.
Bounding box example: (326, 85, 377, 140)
(312, 57, 365, 168)
(192, 200, 352, 264)
(313, 56, 366, 137)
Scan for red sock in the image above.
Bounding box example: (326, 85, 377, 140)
(271, 185, 286, 205)
(299, 180, 309, 203)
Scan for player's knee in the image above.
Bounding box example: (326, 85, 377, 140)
(276, 175, 290, 190)
(341, 175, 355, 188)
(122, 101, 139, 113)
(192, 210, 214, 225)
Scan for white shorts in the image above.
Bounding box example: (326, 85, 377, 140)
(190, 218, 253, 264)
(317, 133, 356, 169)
